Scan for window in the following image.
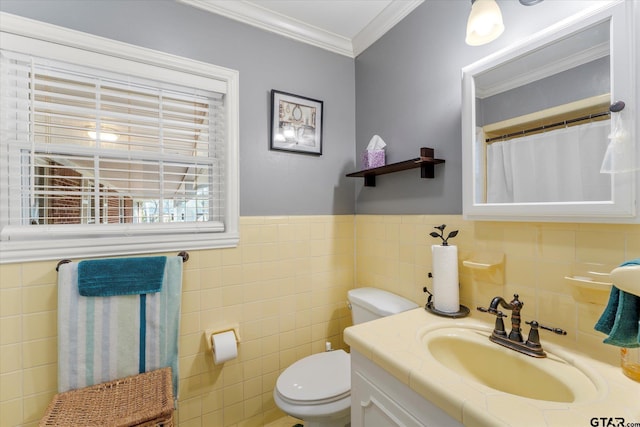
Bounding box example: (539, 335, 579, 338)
(0, 13, 239, 263)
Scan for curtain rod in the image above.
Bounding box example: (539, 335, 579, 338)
(485, 100, 625, 144)
(485, 111, 610, 143)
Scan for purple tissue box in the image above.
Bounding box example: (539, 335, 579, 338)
(362, 150, 385, 169)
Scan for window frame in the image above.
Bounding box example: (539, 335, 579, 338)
(0, 13, 240, 263)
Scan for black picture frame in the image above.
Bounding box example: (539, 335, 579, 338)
(270, 90, 323, 155)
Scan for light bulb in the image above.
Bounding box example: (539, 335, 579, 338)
(87, 130, 119, 142)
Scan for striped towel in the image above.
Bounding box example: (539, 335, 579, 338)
(57, 256, 182, 397)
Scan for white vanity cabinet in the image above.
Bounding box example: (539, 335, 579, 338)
(351, 351, 463, 427)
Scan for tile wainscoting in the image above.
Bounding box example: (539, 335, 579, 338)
(1, 215, 639, 426)
(356, 215, 640, 364)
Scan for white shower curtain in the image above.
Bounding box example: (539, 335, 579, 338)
(486, 120, 611, 203)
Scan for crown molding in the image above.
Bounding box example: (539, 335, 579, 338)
(179, 0, 352, 56)
(178, 0, 423, 58)
(475, 42, 609, 99)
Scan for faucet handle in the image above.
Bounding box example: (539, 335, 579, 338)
(477, 306, 500, 315)
(525, 320, 567, 336)
(476, 306, 507, 317)
(539, 324, 567, 336)
(477, 307, 507, 336)
(523, 321, 567, 356)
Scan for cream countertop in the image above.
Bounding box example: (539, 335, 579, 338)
(344, 308, 640, 427)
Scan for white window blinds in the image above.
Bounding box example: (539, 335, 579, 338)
(0, 15, 239, 263)
(2, 50, 225, 228)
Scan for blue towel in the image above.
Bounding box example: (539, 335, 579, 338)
(78, 256, 167, 296)
(595, 259, 640, 348)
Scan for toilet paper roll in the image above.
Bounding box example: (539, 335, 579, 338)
(432, 245, 460, 313)
(211, 330, 238, 364)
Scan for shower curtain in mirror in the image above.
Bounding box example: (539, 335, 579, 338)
(486, 120, 611, 203)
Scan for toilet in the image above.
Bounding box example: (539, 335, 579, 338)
(273, 287, 418, 427)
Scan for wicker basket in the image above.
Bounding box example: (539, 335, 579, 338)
(39, 367, 174, 427)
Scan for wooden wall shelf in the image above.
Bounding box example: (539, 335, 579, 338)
(346, 147, 445, 187)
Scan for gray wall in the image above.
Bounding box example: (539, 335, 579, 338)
(1, 0, 607, 217)
(476, 56, 611, 126)
(0, 0, 356, 216)
(478, 57, 610, 126)
(354, 0, 601, 214)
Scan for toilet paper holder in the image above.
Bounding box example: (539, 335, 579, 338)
(204, 325, 241, 352)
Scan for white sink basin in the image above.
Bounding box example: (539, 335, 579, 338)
(421, 325, 603, 403)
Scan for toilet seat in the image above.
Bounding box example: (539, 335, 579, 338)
(275, 349, 350, 405)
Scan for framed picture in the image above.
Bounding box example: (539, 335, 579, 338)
(270, 90, 323, 155)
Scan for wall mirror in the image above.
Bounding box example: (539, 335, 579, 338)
(461, 1, 638, 222)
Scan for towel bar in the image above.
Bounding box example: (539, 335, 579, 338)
(610, 264, 640, 297)
(177, 251, 189, 263)
(56, 251, 190, 271)
(56, 259, 72, 271)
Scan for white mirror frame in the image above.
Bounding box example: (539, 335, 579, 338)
(462, 1, 638, 223)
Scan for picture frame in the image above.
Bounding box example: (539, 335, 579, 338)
(270, 90, 323, 155)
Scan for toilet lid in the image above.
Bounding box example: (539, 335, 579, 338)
(276, 350, 350, 404)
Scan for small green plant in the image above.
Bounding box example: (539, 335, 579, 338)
(429, 224, 458, 246)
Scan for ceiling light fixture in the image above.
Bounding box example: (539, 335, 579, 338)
(519, 0, 543, 5)
(466, 0, 545, 46)
(465, 0, 505, 46)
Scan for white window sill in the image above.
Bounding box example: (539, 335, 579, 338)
(0, 227, 239, 264)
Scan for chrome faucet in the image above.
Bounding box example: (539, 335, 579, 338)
(478, 294, 566, 358)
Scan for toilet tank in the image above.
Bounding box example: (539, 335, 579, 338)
(348, 287, 419, 325)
